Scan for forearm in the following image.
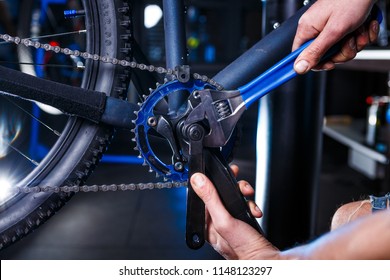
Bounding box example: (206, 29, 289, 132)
(281, 210, 390, 259)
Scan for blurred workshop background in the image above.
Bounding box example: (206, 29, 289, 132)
(0, 0, 389, 259)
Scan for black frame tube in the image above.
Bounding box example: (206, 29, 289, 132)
(213, 1, 314, 89)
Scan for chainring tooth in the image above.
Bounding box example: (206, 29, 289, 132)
(133, 79, 212, 182)
(0, 32, 222, 192)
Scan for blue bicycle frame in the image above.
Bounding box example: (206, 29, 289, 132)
(0, 0, 382, 251)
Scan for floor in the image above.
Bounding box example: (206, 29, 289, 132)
(0, 119, 258, 260)
(0, 114, 384, 260)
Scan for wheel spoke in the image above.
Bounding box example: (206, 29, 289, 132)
(6, 142, 39, 166)
(0, 30, 87, 46)
(2, 96, 62, 137)
(0, 61, 84, 69)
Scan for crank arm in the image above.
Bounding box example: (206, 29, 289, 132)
(0, 65, 139, 129)
(186, 124, 206, 249)
(204, 148, 264, 235)
(185, 123, 263, 250)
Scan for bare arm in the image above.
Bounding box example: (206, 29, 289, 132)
(190, 172, 390, 260)
(283, 209, 390, 259)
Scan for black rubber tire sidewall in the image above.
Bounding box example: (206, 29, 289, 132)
(0, 0, 132, 250)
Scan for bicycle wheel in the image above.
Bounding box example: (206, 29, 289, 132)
(0, 0, 133, 250)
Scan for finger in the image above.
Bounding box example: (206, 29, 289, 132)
(237, 181, 262, 218)
(238, 180, 255, 197)
(230, 164, 239, 178)
(294, 30, 338, 74)
(354, 20, 379, 52)
(205, 205, 219, 244)
(247, 200, 263, 218)
(294, 11, 353, 75)
(330, 36, 357, 64)
(292, 21, 321, 52)
(355, 25, 370, 51)
(312, 61, 335, 72)
(368, 20, 379, 44)
(292, 4, 325, 51)
(190, 173, 234, 225)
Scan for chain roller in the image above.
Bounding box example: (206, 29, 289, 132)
(16, 181, 187, 194)
(0, 33, 223, 90)
(0, 32, 221, 193)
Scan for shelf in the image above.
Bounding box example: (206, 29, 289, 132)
(323, 118, 388, 163)
(323, 118, 389, 179)
(338, 49, 390, 72)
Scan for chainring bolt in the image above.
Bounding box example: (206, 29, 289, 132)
(174, 162, 185, 172)
(147, 117, 157, 127)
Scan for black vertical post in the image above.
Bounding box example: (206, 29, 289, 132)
(222, 0, 242, 63)
(162, 0, 188, 113)
(212, 0, 323, 247)
(199, 0, 324, 249)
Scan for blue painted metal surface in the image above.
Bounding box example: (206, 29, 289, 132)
(238, 40, 312, 108)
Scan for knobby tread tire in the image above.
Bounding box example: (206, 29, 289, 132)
(0, 0, 133, 251)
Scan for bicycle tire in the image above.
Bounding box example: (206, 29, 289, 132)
(0, 0, 133, 250)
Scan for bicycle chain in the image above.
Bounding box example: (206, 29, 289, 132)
(17, 181, 187, 193)
(0, 33, 221, 193)
(0, 34, 223, 90)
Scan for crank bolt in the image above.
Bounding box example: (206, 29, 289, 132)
(188, 125, 204, 141)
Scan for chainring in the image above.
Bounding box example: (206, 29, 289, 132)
(134, 79, 214, 182)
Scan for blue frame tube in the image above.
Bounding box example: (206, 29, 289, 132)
(163, 0, 188, 113)
(212, 1, 314, 89)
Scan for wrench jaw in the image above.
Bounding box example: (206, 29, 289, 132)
(133, 79, 214, 183)
(185, 88, 246, 148)
(182, 89, 266, 250)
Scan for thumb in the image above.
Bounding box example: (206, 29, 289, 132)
(294, 30, 337, 74)
(190, 173, 232, 222)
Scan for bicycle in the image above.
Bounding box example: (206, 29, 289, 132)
(0, 0, 381, 254)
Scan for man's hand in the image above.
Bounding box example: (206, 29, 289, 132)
(190, 165, 390, 260)
(293, 0, 379, 74)
(190, 165, 280, 260)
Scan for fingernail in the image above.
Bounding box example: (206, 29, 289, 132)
(372, 21, 379, 33)
(349, 38, 356, 50)
(191, 173, 205, 189)
(255, 205, 261, 213)
(294, 60, 309, 74)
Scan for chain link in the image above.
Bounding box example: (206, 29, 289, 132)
(17, 181, 187, 194)
(0, 33, 219, 193)
(0, 33, 223, 90)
